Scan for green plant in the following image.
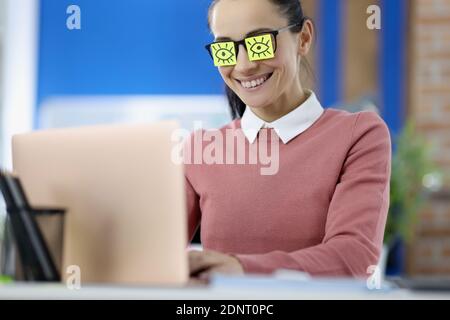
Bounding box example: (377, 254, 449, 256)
(0, 275, 13, 284)
(385, 120, 438, 245)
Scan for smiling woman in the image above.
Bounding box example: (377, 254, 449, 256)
(207, 0, 314, 122)
(184, 0, 391, 280)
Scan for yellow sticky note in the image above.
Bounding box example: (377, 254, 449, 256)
(210, 42, 237, 67)
(245, 34, 275, 61)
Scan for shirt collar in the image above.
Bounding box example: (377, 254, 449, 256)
(240, 90, 324, 144)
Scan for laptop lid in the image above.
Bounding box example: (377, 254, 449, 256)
(11, 121, 188, 285)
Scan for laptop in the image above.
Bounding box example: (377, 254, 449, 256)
(11, 121, 188, 285)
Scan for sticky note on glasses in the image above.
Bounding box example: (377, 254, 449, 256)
(211, 42, 237, 67)
(245, 34, 275, 61)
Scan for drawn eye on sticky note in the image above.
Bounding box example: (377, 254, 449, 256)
(211, 42, 237, 67)
(245, 34, 275, 61)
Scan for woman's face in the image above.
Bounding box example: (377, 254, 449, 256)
(209, 0, 307, 110)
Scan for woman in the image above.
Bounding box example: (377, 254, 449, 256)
(185, 0, 391, 279)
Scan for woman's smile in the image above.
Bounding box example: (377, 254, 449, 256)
(236, 72, 274, 91)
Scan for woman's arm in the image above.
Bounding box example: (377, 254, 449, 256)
(234, 111, 392, 277)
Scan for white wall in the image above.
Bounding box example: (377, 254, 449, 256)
(0, 0, 5, 165)
(39, 95, 230, 131)
(0, 0, 38, 169)
(0, 0, 5, 223)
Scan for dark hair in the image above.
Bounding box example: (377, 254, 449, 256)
(208, 0, 313, 120)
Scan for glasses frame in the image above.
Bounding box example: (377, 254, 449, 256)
(205, 21, 304, 66)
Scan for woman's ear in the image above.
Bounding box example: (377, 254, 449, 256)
(297, 19, 314, 56)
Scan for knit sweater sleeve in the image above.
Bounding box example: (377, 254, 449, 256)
(235, 112, 392, 277)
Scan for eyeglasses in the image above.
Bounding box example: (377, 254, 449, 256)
(205, 22, 302, 67)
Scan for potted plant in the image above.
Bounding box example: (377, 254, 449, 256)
(383, 120, 439, 276)
(0, 211, 12, 283)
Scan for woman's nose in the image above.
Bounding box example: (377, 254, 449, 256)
(234, 44, 258, 73)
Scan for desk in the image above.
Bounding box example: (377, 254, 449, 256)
(1, 275, 450, 300)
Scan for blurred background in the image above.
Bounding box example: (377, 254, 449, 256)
(0, 0, 449, 278)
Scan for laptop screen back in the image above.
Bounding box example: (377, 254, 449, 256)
(12, 121, 188, 285)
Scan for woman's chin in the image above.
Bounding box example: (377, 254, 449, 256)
(241, 98, 270, 110)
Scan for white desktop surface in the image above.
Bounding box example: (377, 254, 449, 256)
(1, 275, 449, 300)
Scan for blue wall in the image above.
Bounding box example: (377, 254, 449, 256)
(380, 0, 408, 138)
(37, 0, 224, 109)
(37, 0, 406, 132)
(316, 0, 345, 109)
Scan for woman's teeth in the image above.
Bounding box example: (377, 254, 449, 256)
(240, 74, 270, 89)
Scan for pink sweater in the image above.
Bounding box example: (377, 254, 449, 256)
(184, 109, 391, 277)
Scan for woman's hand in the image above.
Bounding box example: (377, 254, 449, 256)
(188, 249, 244, 280)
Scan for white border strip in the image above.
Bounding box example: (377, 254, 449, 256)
(39, 95, 230, 129)
(1, 0, 38, 169)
